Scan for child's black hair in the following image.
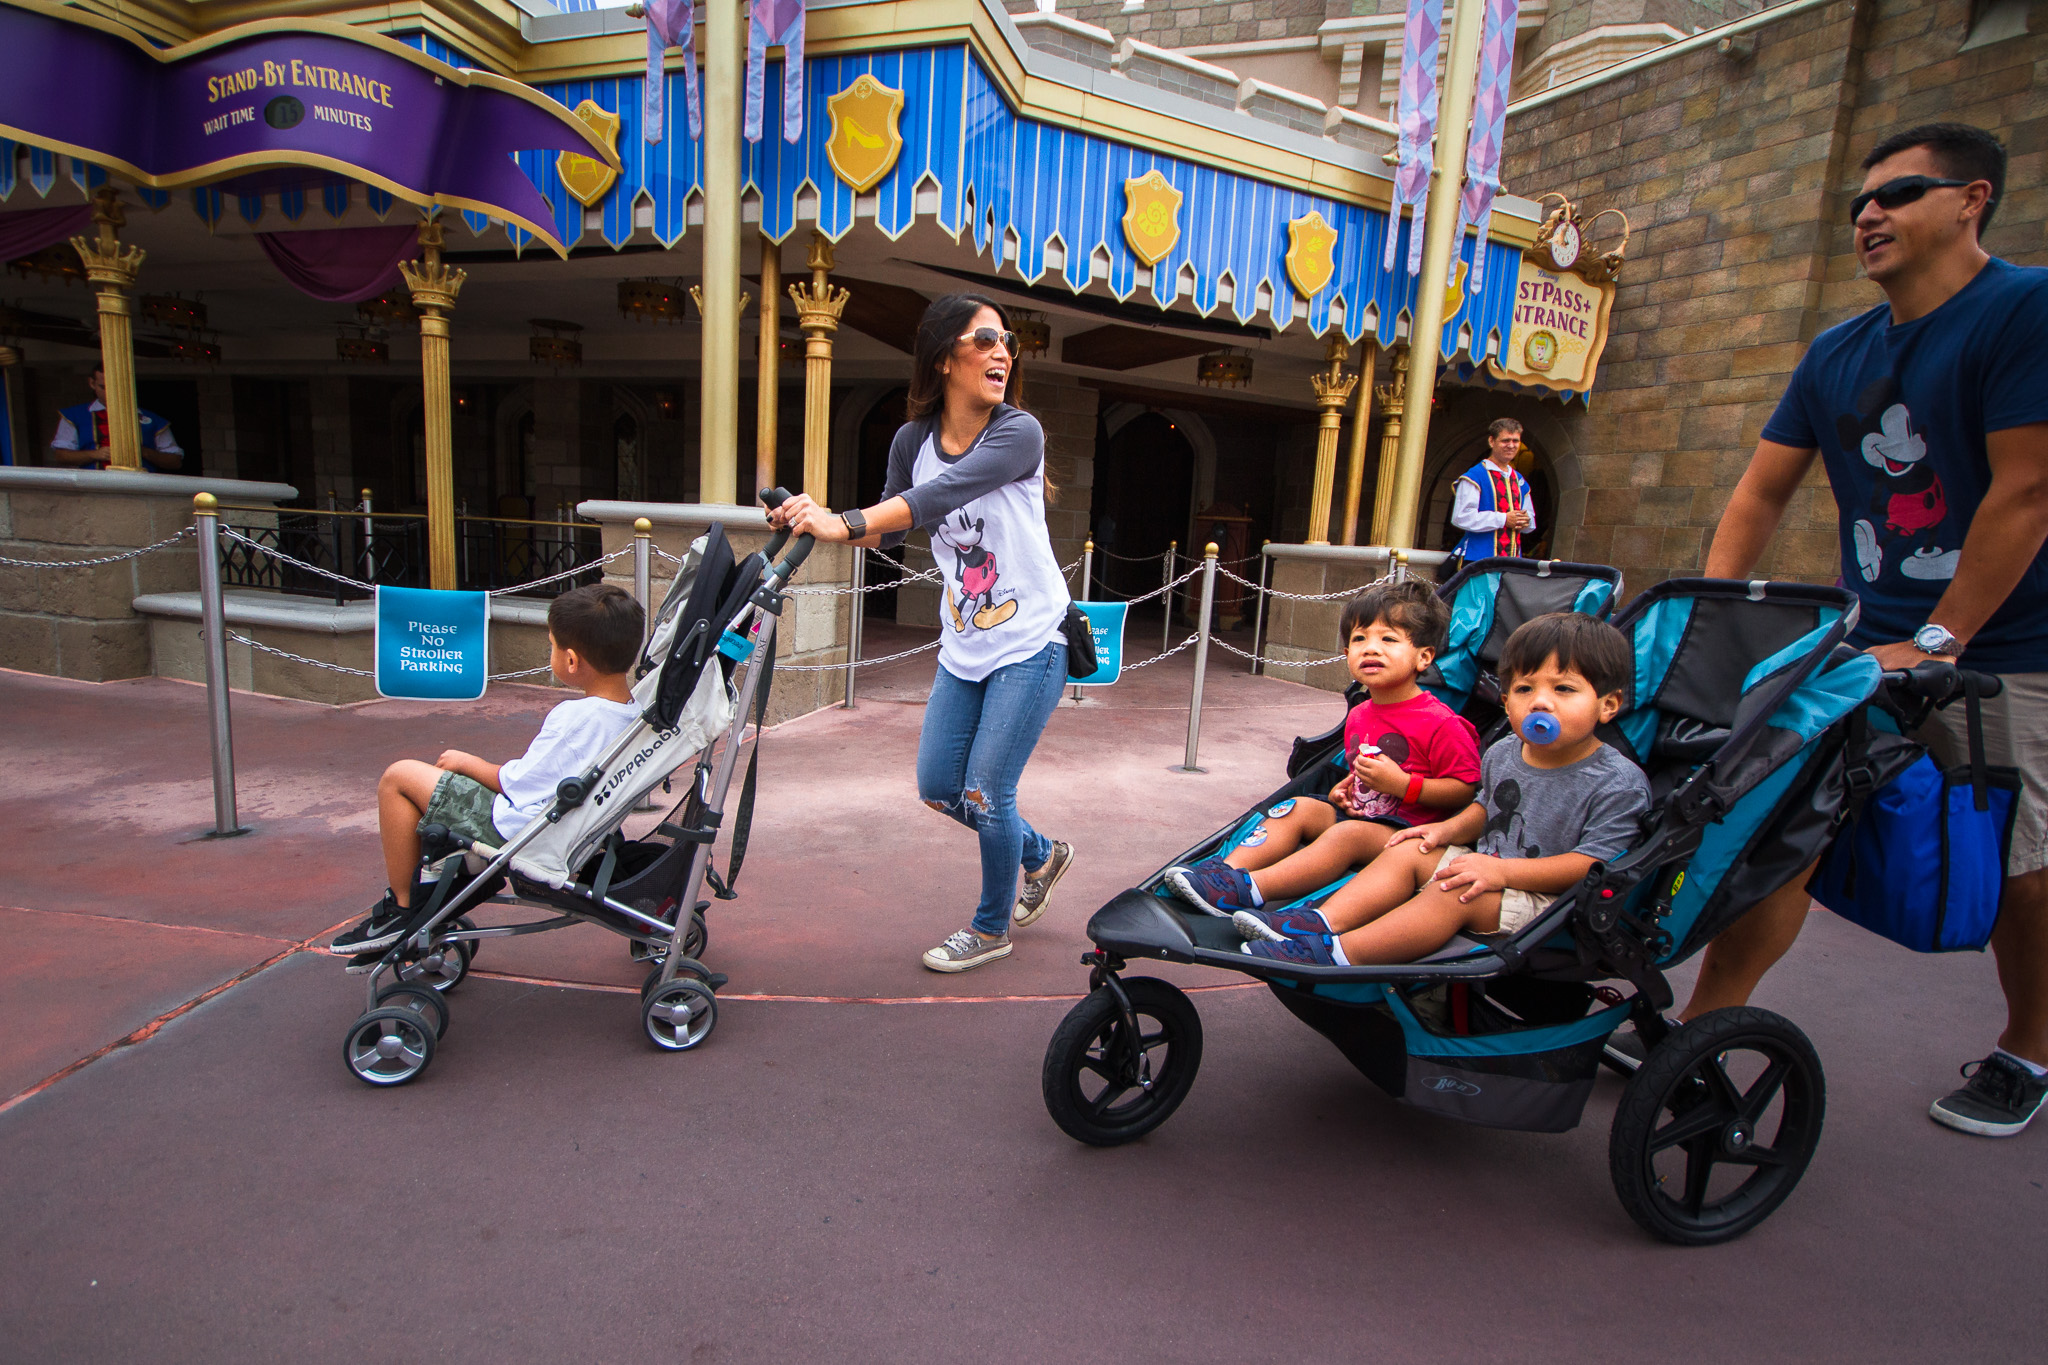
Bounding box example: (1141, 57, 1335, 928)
(547, 582, 644, 675)
(1338, 579, 1450, 654)
(1498, 611, 1632, 699)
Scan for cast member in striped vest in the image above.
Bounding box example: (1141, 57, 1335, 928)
(49, 366, 183, 472)
(1450, 417, 1533, 560)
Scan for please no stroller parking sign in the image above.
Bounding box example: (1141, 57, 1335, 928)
(375, 585, 490, 700)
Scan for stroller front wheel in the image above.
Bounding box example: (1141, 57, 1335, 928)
(642, 979, 718, 1052)
(1608, 1006, 1825, 1245)
(342, 1007, 437, 1087)
(1043, 977, 1202, 1146)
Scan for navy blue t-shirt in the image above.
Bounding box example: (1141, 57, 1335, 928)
(1761, 258, 2048, 673)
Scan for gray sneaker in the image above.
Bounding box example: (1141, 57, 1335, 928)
(1929, 1052, 2048, 1137)
(1014, 841, 1075, 927)
(922, 928, 1013, 973)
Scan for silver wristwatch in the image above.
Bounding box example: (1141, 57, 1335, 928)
(1912, 623, 1963, 657)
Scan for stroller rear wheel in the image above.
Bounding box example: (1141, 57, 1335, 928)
(396, 918, 475, 994)
(642, 979, 718, 1052)
(1043, 977, 1202, 1146)
(343, 1007, 437, 1087)
(1608, 1006, 1824, 1245)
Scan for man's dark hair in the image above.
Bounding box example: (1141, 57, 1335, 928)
(1499, 611, 1631, 700)
(547, 582, 643, 675)
(1862, 122, 2006, 236)
(1486, 417, 1523, 440)
(1339, 579, 1450, 654)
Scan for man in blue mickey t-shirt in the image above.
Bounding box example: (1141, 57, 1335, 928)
(1661, 124, 2048, 1138)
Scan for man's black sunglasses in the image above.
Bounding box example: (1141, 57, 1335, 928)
(1849, 174, 1980, 223)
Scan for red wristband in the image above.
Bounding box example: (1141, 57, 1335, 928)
(1405, 774, 1425, 806)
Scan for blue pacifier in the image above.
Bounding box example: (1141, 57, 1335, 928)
(1520, 712, 1561, 745)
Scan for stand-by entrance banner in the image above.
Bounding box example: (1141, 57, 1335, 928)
(376, 586, 490, 700)
(0, 0, 615, 253)
(1067, 601, 1129, 686)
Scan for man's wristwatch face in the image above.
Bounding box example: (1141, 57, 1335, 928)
(1913, 624, 1962, 657)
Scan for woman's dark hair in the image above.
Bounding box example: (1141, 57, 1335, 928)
(1499, 611, 1632, 700)
(1338, 579, 1450, 654)
(547, 582, 644, 675)
(1863, 122, 2005, 235)
(904, 291, 1054, 501)
(905, 292, 1023, 421)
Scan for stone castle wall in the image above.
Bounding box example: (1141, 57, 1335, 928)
(1500, 0, 2048, 586)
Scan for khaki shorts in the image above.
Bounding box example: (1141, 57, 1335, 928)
(1915, 671, 2048, 877)
(1434, 845, 1557, 934)
(419, 770, 502, 845)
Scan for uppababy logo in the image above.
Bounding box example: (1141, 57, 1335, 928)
(1422, 1075, 1482, 1096)
(594, 726, 680, 806)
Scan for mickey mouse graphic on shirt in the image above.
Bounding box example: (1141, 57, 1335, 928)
(1480, 778, 1544, 859)
(1835, 376, 1959, 584)
(936, 511, 1020, 632)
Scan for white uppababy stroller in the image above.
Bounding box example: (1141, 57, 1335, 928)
(339, 495, 817, 1086)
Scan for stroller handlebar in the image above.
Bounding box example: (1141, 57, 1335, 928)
(1880, 660, 2003, 707)
(757, 486, 815, 584)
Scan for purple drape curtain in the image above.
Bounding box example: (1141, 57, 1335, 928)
(0, 205, 93, 261)
(255, 225, 419, 304)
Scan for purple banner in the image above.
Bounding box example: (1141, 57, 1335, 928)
(0, 2, 614, 253)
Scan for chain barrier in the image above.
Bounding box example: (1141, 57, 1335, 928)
(1211, 638, 1347, 669)
(773, 638, 943, 672)
(217, 525, 628, 598)
(1216, 562, 1399, 602)
(0, 524, 196, 568)
(485, 548, 628, 596)
(1125, 633, 1204, 670)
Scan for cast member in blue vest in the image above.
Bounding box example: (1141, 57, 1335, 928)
(48, 366, 183, 471)
(1449, 418, 1533, 560)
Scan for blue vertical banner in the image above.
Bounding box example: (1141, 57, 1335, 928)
(1068, 601, 1129, 686)
(375, 585, 491, 700)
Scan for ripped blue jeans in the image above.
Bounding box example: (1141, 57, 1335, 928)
(916, 640, 1068, 936)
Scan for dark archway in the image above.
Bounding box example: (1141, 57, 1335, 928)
(1091, 410, 1195, 599)
(855, 387, 909, 618)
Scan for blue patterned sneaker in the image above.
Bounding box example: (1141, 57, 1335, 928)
(1163, 860, 1259, 916)
(1230, 907, 1333, 942)
(1241, 932, 1338, 966)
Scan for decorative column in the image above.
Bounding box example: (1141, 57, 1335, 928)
(755, 233, 781, 499)
(788, 230, 849, 501)
(0, 344, 25, 468)
(399, 218, 468, 591)
(70, 187, 146, 471)
(1339, 338, 1380, 545)
(700, 0, 743, 505)
(1305, 335, 1358, 546)
(1368, 345, 1410, 546)
(1382, 0, 1487, 548)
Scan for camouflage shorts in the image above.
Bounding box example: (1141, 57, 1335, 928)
(419, 770, 502, 845)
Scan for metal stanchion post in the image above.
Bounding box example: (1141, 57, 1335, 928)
(1069, 538, 1093, 705)
(1161, 540, 1176, 654)
(360, 488, 375, 583)
(193, 493, 246, 837)
(1394, 549, 1409, 582)
(632, 518, 652, 642)
(1248, 539, 1271, 677)
(843, 545, 866, 709)
(1176, 542, 1219, 773)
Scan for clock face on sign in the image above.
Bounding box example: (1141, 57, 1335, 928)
(1550, 220, 1582, 270)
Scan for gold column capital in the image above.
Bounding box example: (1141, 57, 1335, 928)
(1375, 343, 1409, 415)
(792, 231, 844, 500)
(688, 285, 750, 316)
(1310, 366, 1358, 411)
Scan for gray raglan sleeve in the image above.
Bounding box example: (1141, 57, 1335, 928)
(896, 412, 1046, 532)
(1572, 753, 1651, 860)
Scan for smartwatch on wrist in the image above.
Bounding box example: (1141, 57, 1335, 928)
(840, 507, 867, 539)
(1912, 623, 1962, 658)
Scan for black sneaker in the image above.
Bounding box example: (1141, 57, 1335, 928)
(329, 892, 413, 956)
(1930, 1052, 2048, 1137)
(1602, 1016, 1678, 1073)
(344, 951, 383, 975)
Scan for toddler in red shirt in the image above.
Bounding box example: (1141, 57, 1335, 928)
(1165, 579, 1481, 919)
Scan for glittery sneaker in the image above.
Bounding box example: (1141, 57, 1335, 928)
(921, 927, 1012, 973)
(1929, 1052, 2048, 1137)
(1240, 932, 1338, 966)
(1163, 860, 1259, 916)
(1230, 906, 1334, 942)
(1013, 841, 1074, 927)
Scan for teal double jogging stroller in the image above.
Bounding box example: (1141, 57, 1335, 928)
(1044, 558, 1982, 1244)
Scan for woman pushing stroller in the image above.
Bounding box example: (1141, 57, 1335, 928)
(766, 293, 1075, 972)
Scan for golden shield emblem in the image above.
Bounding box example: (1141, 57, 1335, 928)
(556, 99, 622, 208)
(1443, 258, 1470, 316)
(826, 75, 906, 194)
(1284, 211, 1339, 297)
(1121, 170, 1182, 266)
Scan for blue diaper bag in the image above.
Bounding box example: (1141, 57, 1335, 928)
(1809, 676, 2018, 953)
